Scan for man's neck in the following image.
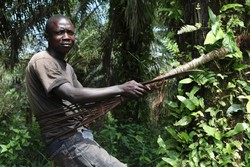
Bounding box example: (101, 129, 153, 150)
(46, 48, 66, 60)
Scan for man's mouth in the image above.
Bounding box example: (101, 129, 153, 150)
(61, 43, 72, 47)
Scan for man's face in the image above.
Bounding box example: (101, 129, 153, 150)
(46, 18, 75, 55)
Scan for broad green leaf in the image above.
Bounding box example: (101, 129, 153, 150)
(247, 0, 250, 6)
(12, 128, 20, 133)
(214, 139, 223, 149)
(0, 144, 8, 153)
(189, 142, 198, 149)
(223, 31, 235, 51)
(211, 22, 219, 36)
(237, 95, 250, 113)
(227, 82, 236, 89)
(208, 7, 217, 23)
(162, 157, 178, 166)
(225, 123, 249, 137)
(220, 3, 243, 12)
(215, 28, 225, 40)
(199, 98, 205, 109)
(189, 86, 200, 98)
(202, 124, 222, 140)
(205, 107, 220, 117)
(179, 131, 192, 142)
(204, 31, 216, 45)
(174, 116, 192, 126)
(207, 148, 215, 159)
(179, 78, 193, 84)
(177, 95, 196, 111)
(165, 127, 177, 139)
(225, 143, 232, 154)
(231, 140, 242, 150)
(247, 101, 250, 114)
(157, 136, 166, 149)
(226, 104, 244, 116)
(190, 96, 200, 107)
(167, 101, 178, 109)
(191, 110, 204, 117)
(237, 80, 250, 92)
(177, 95, 186, 102)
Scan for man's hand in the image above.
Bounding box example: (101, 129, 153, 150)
(118, 80, 150, 99)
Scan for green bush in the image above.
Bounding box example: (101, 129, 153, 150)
(0, 87, 50, 167)
(94, 113, 161, 167)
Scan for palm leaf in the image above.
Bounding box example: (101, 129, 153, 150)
(177, 23, 202, 35)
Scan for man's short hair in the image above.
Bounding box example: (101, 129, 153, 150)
(45, 15, 72, 35)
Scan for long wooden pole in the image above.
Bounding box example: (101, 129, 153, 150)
(41, 47, 231, 143)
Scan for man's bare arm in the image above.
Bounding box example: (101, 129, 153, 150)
(52, 80, 149, 104)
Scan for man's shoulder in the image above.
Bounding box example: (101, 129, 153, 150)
(32, 51, 49, 59)
(29, 51, 54, 63)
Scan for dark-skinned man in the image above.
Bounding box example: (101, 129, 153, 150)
(25, 15, 149, 167)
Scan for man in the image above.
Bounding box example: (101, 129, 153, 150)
(25, 15, 149, 167)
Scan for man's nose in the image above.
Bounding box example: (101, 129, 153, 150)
(62, 32, 70, 39)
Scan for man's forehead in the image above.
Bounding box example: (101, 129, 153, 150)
(51, 18, 74, 30)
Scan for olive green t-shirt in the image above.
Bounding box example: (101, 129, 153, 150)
(26, 51, 83, 145)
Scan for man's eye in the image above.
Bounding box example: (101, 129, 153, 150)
(68, 31, 75, 35)
(55, 31, 64, 35)
(54, 31, 74, 35)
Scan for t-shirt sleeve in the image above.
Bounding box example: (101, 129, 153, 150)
(33, 58, 69, 95)
(71, 70, 83, 88)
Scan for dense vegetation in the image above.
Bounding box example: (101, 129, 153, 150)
(0, 0, 250, 166)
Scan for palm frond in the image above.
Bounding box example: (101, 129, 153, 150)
(161, 37, 180, 56)
(0, 0, 72, 69)
(177, 23, 202, 35)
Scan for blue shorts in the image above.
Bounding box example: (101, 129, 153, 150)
(46, 128, 127, 167)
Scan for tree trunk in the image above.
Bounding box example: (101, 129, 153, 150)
(179, 0, 221, 56)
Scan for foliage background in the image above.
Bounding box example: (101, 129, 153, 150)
(0, 0, 250, 166)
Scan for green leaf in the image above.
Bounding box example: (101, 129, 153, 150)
(199, 98, 205, 109)
(179, 131, 192, 142)
(204, 31, 217, 45)
(179, 78, 193, 84)
(0, 144, 8, 153)
(237, 95, 250, 113)
(214, 139, 223, 150)
(202, 124, 222, 140)
(247, 101, 250, 114)
(177, 95, 196, 111)
(208, 7, 217, 23)
(205, 107, 220, 117)
(191, 110, 204, 117)
(12, 128, 20, 133)
(189, 86, 200, 98)
(220, 3, 243, 12)
(190, 96, 200, 107)
(237, 80, 250, 92)
(226, 104, 244, 116)
(177, 23, 202, 35)
(224, 123, 249, 137)
(165, 127, 177, 139)
(174, 116, 192, 126)
(157, 136, 166, 149)
(215, 28, 225, 40)
(222, 31, 236, 51)
(247, 0, 250, 6)
(222, 143, 232, 155)
(207, 148, 215, 159)
(211, 21, 220, 36)
(162, 157, 178, 166)
(189, 142, 198, 149)
(227, 82, 236, 89)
